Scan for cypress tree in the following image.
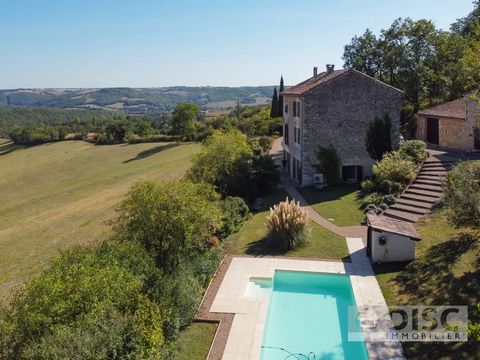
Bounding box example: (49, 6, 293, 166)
(270, 87, 279, 118)
(278, 76, 285, 116)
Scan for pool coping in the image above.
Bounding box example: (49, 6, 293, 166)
(197, 248, 405, 360)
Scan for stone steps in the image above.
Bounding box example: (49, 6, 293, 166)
(414, 178, 444, 186)
(389, 202, 430, 215)
(395, 198, 432, 210)
(408, 183, 443, 193)
(399, 193, 439, 204)
(403, 188, 442, 199)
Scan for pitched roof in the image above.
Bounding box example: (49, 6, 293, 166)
(281, 68, 402, 96)
(418, 97, 467, 120)
(367, 214, 421, 241)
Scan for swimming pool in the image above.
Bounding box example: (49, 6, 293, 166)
(260, 270, 368, 360)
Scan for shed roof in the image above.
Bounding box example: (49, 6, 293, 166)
(367, 214, 421, 241)
(418, 97, 467, 120)
(281, 68, 402, 96)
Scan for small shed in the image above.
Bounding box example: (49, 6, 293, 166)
(366, 214, 421, 263)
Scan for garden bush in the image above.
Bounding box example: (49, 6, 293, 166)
(398, 140, 428, 165)
(444, 161, 480, 228)
(220, 196, 250, 237)
(360, 192, 384, 209)
(373, 151, 416, 185)
(383, 194, 396, 206)
(266, 198, 310, 251)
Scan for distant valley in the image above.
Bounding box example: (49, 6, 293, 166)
(0, 86, 274, 114)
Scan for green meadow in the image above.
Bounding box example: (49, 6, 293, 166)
(0, 139, 200, 300)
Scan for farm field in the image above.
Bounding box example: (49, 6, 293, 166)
(0, 139, 200, 301)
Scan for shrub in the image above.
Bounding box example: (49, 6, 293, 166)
(360, 178, 376, 193)
(114, 180, 223, 272)
(266, 198, 310, 251)
(220, 196, 250, 237)
(383, 194, 396, 206)
(399, 140, 428, 164)
(314, 145, 341, 185)
(373, 151, 416, 187)
(365, 114, 393, 160)
(444, 161, 480, 228)
(360, 192, 384, 209)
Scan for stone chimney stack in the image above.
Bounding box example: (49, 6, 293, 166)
(326, 64, 335, 74)
(313, 66, 318, 77)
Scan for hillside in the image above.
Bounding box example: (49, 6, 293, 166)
(0, 139, 200, 301)
(0, 86, 273, 114)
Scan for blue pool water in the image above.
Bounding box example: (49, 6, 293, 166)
(260, 270, 368, 360)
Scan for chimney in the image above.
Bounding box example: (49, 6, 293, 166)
(313, 66, 318, 77)
(326, 64, 335, 74)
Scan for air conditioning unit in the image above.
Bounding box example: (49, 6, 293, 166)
(313, 173, 324, 184)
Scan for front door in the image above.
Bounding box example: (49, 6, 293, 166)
(426, 118, 439, 145)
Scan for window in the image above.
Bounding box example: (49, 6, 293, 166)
(294, 127, 301, 144)
(284, 124, 289, 145)
(285, 104, 288, 114)
(292, 101, 301, 117)
(294, 127, 297, 143)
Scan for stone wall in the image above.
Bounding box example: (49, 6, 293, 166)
(416, 98, 478, 151)
(301, 71, 402, 186)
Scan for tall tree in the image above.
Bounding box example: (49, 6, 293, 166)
(270, 87, 279, 118)
(365, 114, 393, 161)
(278, 76, 285, 116)
(171, 102, 200, 140)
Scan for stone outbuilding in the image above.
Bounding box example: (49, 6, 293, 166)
(417, 95, 480, 151)
(366, 214, 421, 263)
(281, 65, 403, 186)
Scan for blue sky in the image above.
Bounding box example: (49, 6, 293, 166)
(0, 0, 474, 88)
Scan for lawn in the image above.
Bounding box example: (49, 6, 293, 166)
(297, 184, 364, 226)
(176, 322, 218, 360)
(0, 140, 200, 301)
(225, 190, 349, 260)
(373, 209, 480, 359)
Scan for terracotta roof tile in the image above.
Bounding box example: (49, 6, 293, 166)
(281, 68, 402, 96)
(281, 69, 349, 95)
(418, 97, 467, 120)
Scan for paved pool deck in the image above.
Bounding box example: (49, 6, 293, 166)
(202, 238, 405, 359)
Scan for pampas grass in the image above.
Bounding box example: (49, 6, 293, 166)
(265, 197, 310, 251)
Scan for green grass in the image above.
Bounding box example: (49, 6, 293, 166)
(176, 322, 218, 360)
(373, 209, 480, 359)
(225, 190, 349, 260)
(0, 140, 200, 301)
(297, 184, 364, 226)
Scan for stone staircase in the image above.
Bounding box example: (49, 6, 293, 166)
(383, 158, 453, 223)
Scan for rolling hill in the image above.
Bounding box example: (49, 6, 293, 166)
(0, 86, 274, 114)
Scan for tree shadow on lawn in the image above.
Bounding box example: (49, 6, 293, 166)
(245, 235, 286, 256)
(299, 184, 361, 205)
(376, 231, 480, 359)
(0, 141, 22, 156)
(123, 143, 181, 163)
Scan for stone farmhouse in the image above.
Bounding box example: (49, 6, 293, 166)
(416, 95, 480, 151)
(281, 65, 403, 186)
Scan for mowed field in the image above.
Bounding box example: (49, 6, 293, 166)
(0, 139, 200, 301)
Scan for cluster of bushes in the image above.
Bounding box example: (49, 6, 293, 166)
(0, 179, 250, 359)
(187, 129, 279, 201)
(361, 140, 427, 214)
